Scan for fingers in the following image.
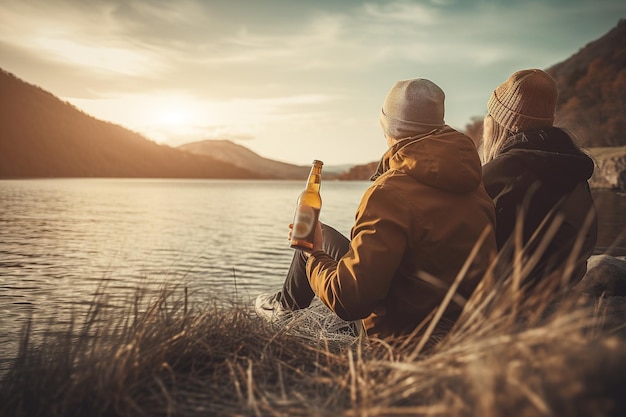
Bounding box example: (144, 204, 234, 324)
(313, 220, 323, 251)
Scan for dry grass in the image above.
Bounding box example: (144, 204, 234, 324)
(1, 263, 625, 417)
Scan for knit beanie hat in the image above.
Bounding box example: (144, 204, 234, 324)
(487, 69, 557, 132)
(380, 78, 445, 139)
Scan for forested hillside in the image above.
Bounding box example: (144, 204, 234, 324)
(549, 19, 626, 147)
(0, 69, 258, 179)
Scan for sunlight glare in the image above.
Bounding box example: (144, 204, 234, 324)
(160, 109, 187, 126)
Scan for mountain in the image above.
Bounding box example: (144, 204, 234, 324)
(464, 19, 626, 147)
(179, 140, 351, 180)
(0, 69, 258, 179)
(179, 140, 311, 179)
(548, 19, 626, 147)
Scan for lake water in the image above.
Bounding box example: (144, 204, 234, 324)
(1, 179, 625, 367)
(0, 179, 372, 366)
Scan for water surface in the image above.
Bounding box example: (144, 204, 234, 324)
(0, 179, 624, 366)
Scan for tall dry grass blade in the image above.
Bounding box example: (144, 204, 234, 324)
(184, 286, 188, 317)
(409, 226, 492, 360)
(232, 267, 238, 299)
(508, 182, 575, 295)
(561, 207, 598, 286)
(397, 308, 436, 352)
(154, 374, 174, 417)
(246, 358, 261, 417)
(440, 211, 583, 352)
(356, 342, 368, 414)
(277, 362, 287, 402)
(508, 375, 552, 415)
(512, 204, 525, 297)
(414, 272, 469, 307)
(448, 260, 501, 342)
(348, 349, 358, 408)
(518, 214, 563, 280)
(510, 181, 543, 294)
(605, 226, 626, 255)
(16, 315, 32, 365)
(227, 360, 245, 403)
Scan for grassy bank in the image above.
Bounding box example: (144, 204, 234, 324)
(1, 272, 625, 417)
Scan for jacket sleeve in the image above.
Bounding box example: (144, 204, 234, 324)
(306, 182, 412, 321)
(482, 154, 528, 250)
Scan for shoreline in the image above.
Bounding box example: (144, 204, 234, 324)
(1, 261, 625, 416)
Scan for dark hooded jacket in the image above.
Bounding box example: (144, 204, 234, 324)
(482, 127, 597, 287)
(306, 126, 496, 338)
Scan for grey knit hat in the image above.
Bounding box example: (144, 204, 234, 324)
(380, 78, 445, 139)
(487, 69, 557, 132)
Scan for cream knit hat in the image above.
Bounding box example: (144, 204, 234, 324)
(380, 78, 445, 139)
(487, 69, 557, 132)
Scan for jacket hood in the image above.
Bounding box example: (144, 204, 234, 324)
(499, 128, 594, 187)
(371, 126, 482, 193)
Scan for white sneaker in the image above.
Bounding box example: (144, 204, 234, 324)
(254, 292, 291, 322)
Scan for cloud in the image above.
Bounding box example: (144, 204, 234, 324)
(1, 0, 624, 164)
(3, 0, 610, 97)
(362, 1, 440, 24)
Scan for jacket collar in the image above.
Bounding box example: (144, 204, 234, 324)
(498, 127, 579, 156)
(370, 127, 445, 181)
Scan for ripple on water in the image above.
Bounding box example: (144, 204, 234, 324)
(4, 180, 622, 366)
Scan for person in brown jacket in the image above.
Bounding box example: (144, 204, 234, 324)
(256, 78, 497, 339)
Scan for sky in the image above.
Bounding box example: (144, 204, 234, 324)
(1, 1, 625, 166)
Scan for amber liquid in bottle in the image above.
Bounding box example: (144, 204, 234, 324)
(290, 160, 323, 252)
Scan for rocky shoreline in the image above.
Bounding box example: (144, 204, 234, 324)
(587, 146, 626, 191)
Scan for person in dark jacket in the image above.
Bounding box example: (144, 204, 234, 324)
(481, 69, 597, 289)
(256, 78, 497, 340)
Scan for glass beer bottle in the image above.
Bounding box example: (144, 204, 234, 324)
(290, 160, 323, 252)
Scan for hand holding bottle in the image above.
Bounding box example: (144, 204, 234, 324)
(288, 220, 323, 256)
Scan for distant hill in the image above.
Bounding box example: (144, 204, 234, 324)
(338, 161, 379, 181)
(548, 19, 626, 147)
(179, 140, 311, 179)
(0, 69, 258, 179)
(179, 140, 349, 180)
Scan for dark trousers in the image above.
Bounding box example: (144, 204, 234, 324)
(276, 223, 350, 310)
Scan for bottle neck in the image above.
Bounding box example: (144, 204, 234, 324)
(306, 164, 322, 192)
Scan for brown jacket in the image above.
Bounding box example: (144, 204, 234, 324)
(307, 127, 497, 338)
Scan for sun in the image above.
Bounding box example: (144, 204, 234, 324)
(159, 109, 188, 127)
